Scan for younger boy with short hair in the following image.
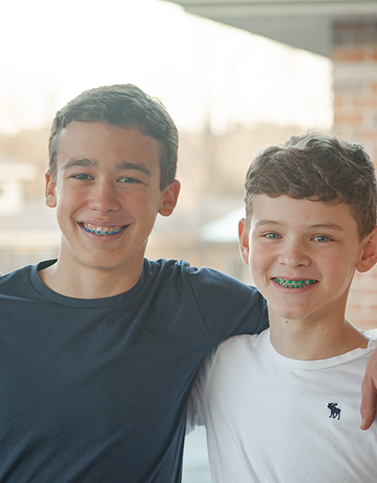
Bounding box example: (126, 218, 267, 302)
(188, 132, 377, 482)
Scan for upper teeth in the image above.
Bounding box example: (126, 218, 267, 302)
(82, 223, 124, 236)
(274, 278, 316, 288)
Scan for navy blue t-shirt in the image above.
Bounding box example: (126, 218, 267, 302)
(0, 258, 267, 482)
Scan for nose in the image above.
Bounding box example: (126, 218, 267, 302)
(278, 239, 310, 268)
(87, 179, 121, 214)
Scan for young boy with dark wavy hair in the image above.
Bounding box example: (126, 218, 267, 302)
(188, 132, 377, 482)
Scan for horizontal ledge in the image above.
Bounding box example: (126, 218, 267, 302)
(175, 2, 377, 17)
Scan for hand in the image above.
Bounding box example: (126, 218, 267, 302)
(361, 336, 377, 430)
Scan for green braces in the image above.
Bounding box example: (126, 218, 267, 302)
(274, 278, 316, 288)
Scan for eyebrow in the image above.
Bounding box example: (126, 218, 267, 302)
(310, 223, 344, 231)
(62, 159, 152, 177)
(253, 220, 280, 228)
(254, 220, 344, 231)
(62, 158, 96, 171)
(115, 162, 152, 177)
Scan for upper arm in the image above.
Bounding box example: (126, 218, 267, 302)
(188, 266, 268, 345)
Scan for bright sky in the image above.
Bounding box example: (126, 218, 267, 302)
(0, 0, 333, 134)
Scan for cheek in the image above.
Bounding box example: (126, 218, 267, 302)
(318, 250, 356, 293)
(248, 245, 272, 277)
(54, 185, 90, 219)
(133, 190, 164, 213)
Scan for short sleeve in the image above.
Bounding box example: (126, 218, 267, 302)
(186, 264, 268, 345)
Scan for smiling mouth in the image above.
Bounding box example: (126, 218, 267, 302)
(81, 223, 127, 236)
(273, 278, 318, 288)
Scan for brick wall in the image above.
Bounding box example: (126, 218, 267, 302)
(332, 21, 377, 330)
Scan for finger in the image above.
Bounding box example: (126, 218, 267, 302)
(360, 378, 377, 430)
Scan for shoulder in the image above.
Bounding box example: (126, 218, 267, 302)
(143, 258, 267, 343)
(189, 332, 268, 411)
(203, 331, 268, 376)
(144, 257, 238, 280)
(218, 331, 267, 351)
(216, 331, 268, 363)
(143, 258, 259, 297)
(0, 264, 33, 291)
(0, 261, 57, 299)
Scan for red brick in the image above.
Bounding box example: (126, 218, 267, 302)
(334, 79, 364, 93)
(352, 97, 377, 108)
(331, 49, 366, 62)
(331, 22, 377, 331)
(333, 98, 344, 108)
(334, 114, 364, 123)
(333, 22, 367, 33)
(343, 131, 377, 139)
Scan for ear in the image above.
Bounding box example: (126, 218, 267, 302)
(158, 179, 181, 217)
(356, 226, 377, 273)
(238, 218, 250, 265)
(44, 170, 57, 208)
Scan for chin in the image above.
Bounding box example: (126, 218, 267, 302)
(271, 305, 313, 322)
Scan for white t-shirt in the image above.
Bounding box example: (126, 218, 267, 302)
(187, 329, 377, 483)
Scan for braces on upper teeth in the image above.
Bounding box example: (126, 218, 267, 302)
(83, 225, 122, 236)
(274, 278, 316, 288)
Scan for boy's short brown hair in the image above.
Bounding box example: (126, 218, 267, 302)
(244, 132, 377, 239)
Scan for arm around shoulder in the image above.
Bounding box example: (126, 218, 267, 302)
(188, 266, 268, 342)
(361, 336, 377, 430)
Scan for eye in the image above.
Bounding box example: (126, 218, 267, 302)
(313, 235, 331, 243)
(264, 232, 281, 239)
(71, 173, 93, 180)
(119, 176, 142, 184)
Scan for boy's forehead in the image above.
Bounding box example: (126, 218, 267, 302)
(250, 194, 357, 228)
(250, 193, 341, 210)
(56, 121, 162, 170)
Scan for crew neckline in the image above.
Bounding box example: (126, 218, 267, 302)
(30, 259, 145, 308)
(264, 328, 375, 370)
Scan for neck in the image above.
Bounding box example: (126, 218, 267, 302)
(268, 308, 369, 360)
(38, 258, 143, 299)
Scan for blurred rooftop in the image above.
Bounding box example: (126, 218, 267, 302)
(166, 0, 377, 56)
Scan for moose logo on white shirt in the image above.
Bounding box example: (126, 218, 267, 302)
(327, 402, 341, 420)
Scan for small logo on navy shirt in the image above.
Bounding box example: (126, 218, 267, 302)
(328, 402, 341, 420)
(141, 329, 159, 343)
